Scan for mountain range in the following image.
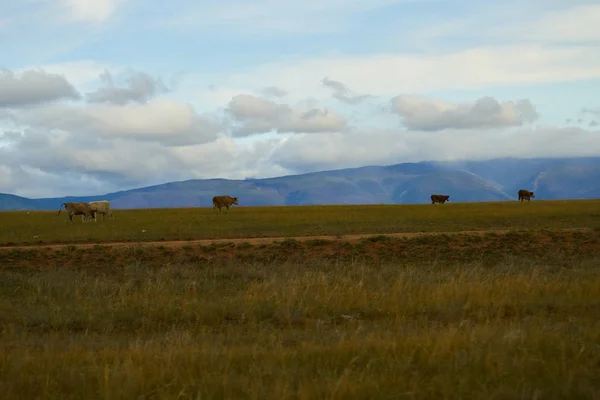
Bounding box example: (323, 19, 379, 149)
(2, 157, 600, 210)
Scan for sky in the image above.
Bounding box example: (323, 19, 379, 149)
(1, 0, 599, 198)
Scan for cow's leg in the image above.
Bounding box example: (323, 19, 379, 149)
(69, 212, 75, 223)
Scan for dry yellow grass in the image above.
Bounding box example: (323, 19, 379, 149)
(1, 230, 600, 399)
(1, 199, 600, 245)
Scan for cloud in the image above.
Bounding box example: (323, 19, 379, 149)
(261, 86, 288, 98)
(512, 4, 600, 43)
(170, 136, 291, 180)
(590, 120, 599, 127)
(582, 107, 600, 116)
(0, 130, 23, 142)
(13, 98, 222, 146)
(16, 61, 120, 88)
(0, 69, 81, 108)
(390, 95, 539, 131)
(3, 116, 600, 198)
(409, 3, 600, 46)
(198, 45, 600, 101)
(0, 128, 289, 198)
(59, 0, 125, 23)
(321, 77, 371, 104)
(271, 125, 600, 173)
(226, 94, 347, 136)
(86, 70, 170, 105)
(0, 129, 189, 197)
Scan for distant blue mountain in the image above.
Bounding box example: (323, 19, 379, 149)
(1, 157, 599, 210)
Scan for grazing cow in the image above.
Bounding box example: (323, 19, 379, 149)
(87, 200, 113, 222)
(518, 190, 535, 202)
(212, 195, 239, 213)
(431, 194, 450, 204)
(57, 202, 96, 224)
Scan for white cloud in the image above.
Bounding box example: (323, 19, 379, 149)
(271, 125, 600, 173)
(14, 98, 222, 146)
(321, 77, 371, 104)
(503, 4, 600, 43)
(391, 95, 538, 131)
(3, 0, 600, 199)
(261, 86, 288, 98)
(86, 70, 170, 104)
(0, 129, 290, 197)
(0, 165, 12, 188)
(583, 107, 600, 116)
(199, 45, 600, 101)
(3, 114, 600, 198)
(407, 2, 600, 46)
(0, 69, 80, 107)
(170, 136, 291, 180)
(226, 94, 347, 136)
(17, 61, 120, 88)
(59, 0, 125, 23)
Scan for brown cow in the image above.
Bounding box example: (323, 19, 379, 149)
(212, 195, 239, 213)
(518, 190, 535, 202)
(57, 202, 96, 223)
(431, 194, 450, 204)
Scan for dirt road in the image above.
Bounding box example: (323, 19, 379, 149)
(0, 227, 594, 251)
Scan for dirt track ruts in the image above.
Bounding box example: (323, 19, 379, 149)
(0, 227, 594, 251)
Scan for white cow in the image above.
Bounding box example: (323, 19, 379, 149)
(80, 200, 114, 222)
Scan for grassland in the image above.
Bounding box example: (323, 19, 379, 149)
(1, 201, 600, 398)
(1, 199, 600, 246)
(1, 229, 600, 399)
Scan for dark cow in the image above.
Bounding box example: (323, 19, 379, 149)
(57, 202, 96, 223)
(431, 194, 450, 204)
(518, 190, 535, 202)
(212, 195, 239, 213)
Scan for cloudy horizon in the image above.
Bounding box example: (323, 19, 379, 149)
(1, 0, 599, 198)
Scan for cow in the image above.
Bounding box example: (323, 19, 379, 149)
(86, 200, 114, 222)
(57, 202, 96, 224)
(431, 194, 450, 204)
(212, 195, 239, 213)
(518, 190, 535, 202)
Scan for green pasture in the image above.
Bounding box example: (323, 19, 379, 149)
(1, 199, 599, 245)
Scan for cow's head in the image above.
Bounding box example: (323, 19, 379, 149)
(232, 197, 239, 205)
(529, 192, 535, 198)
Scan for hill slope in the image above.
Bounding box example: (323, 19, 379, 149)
(1, 157, 599, 210)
